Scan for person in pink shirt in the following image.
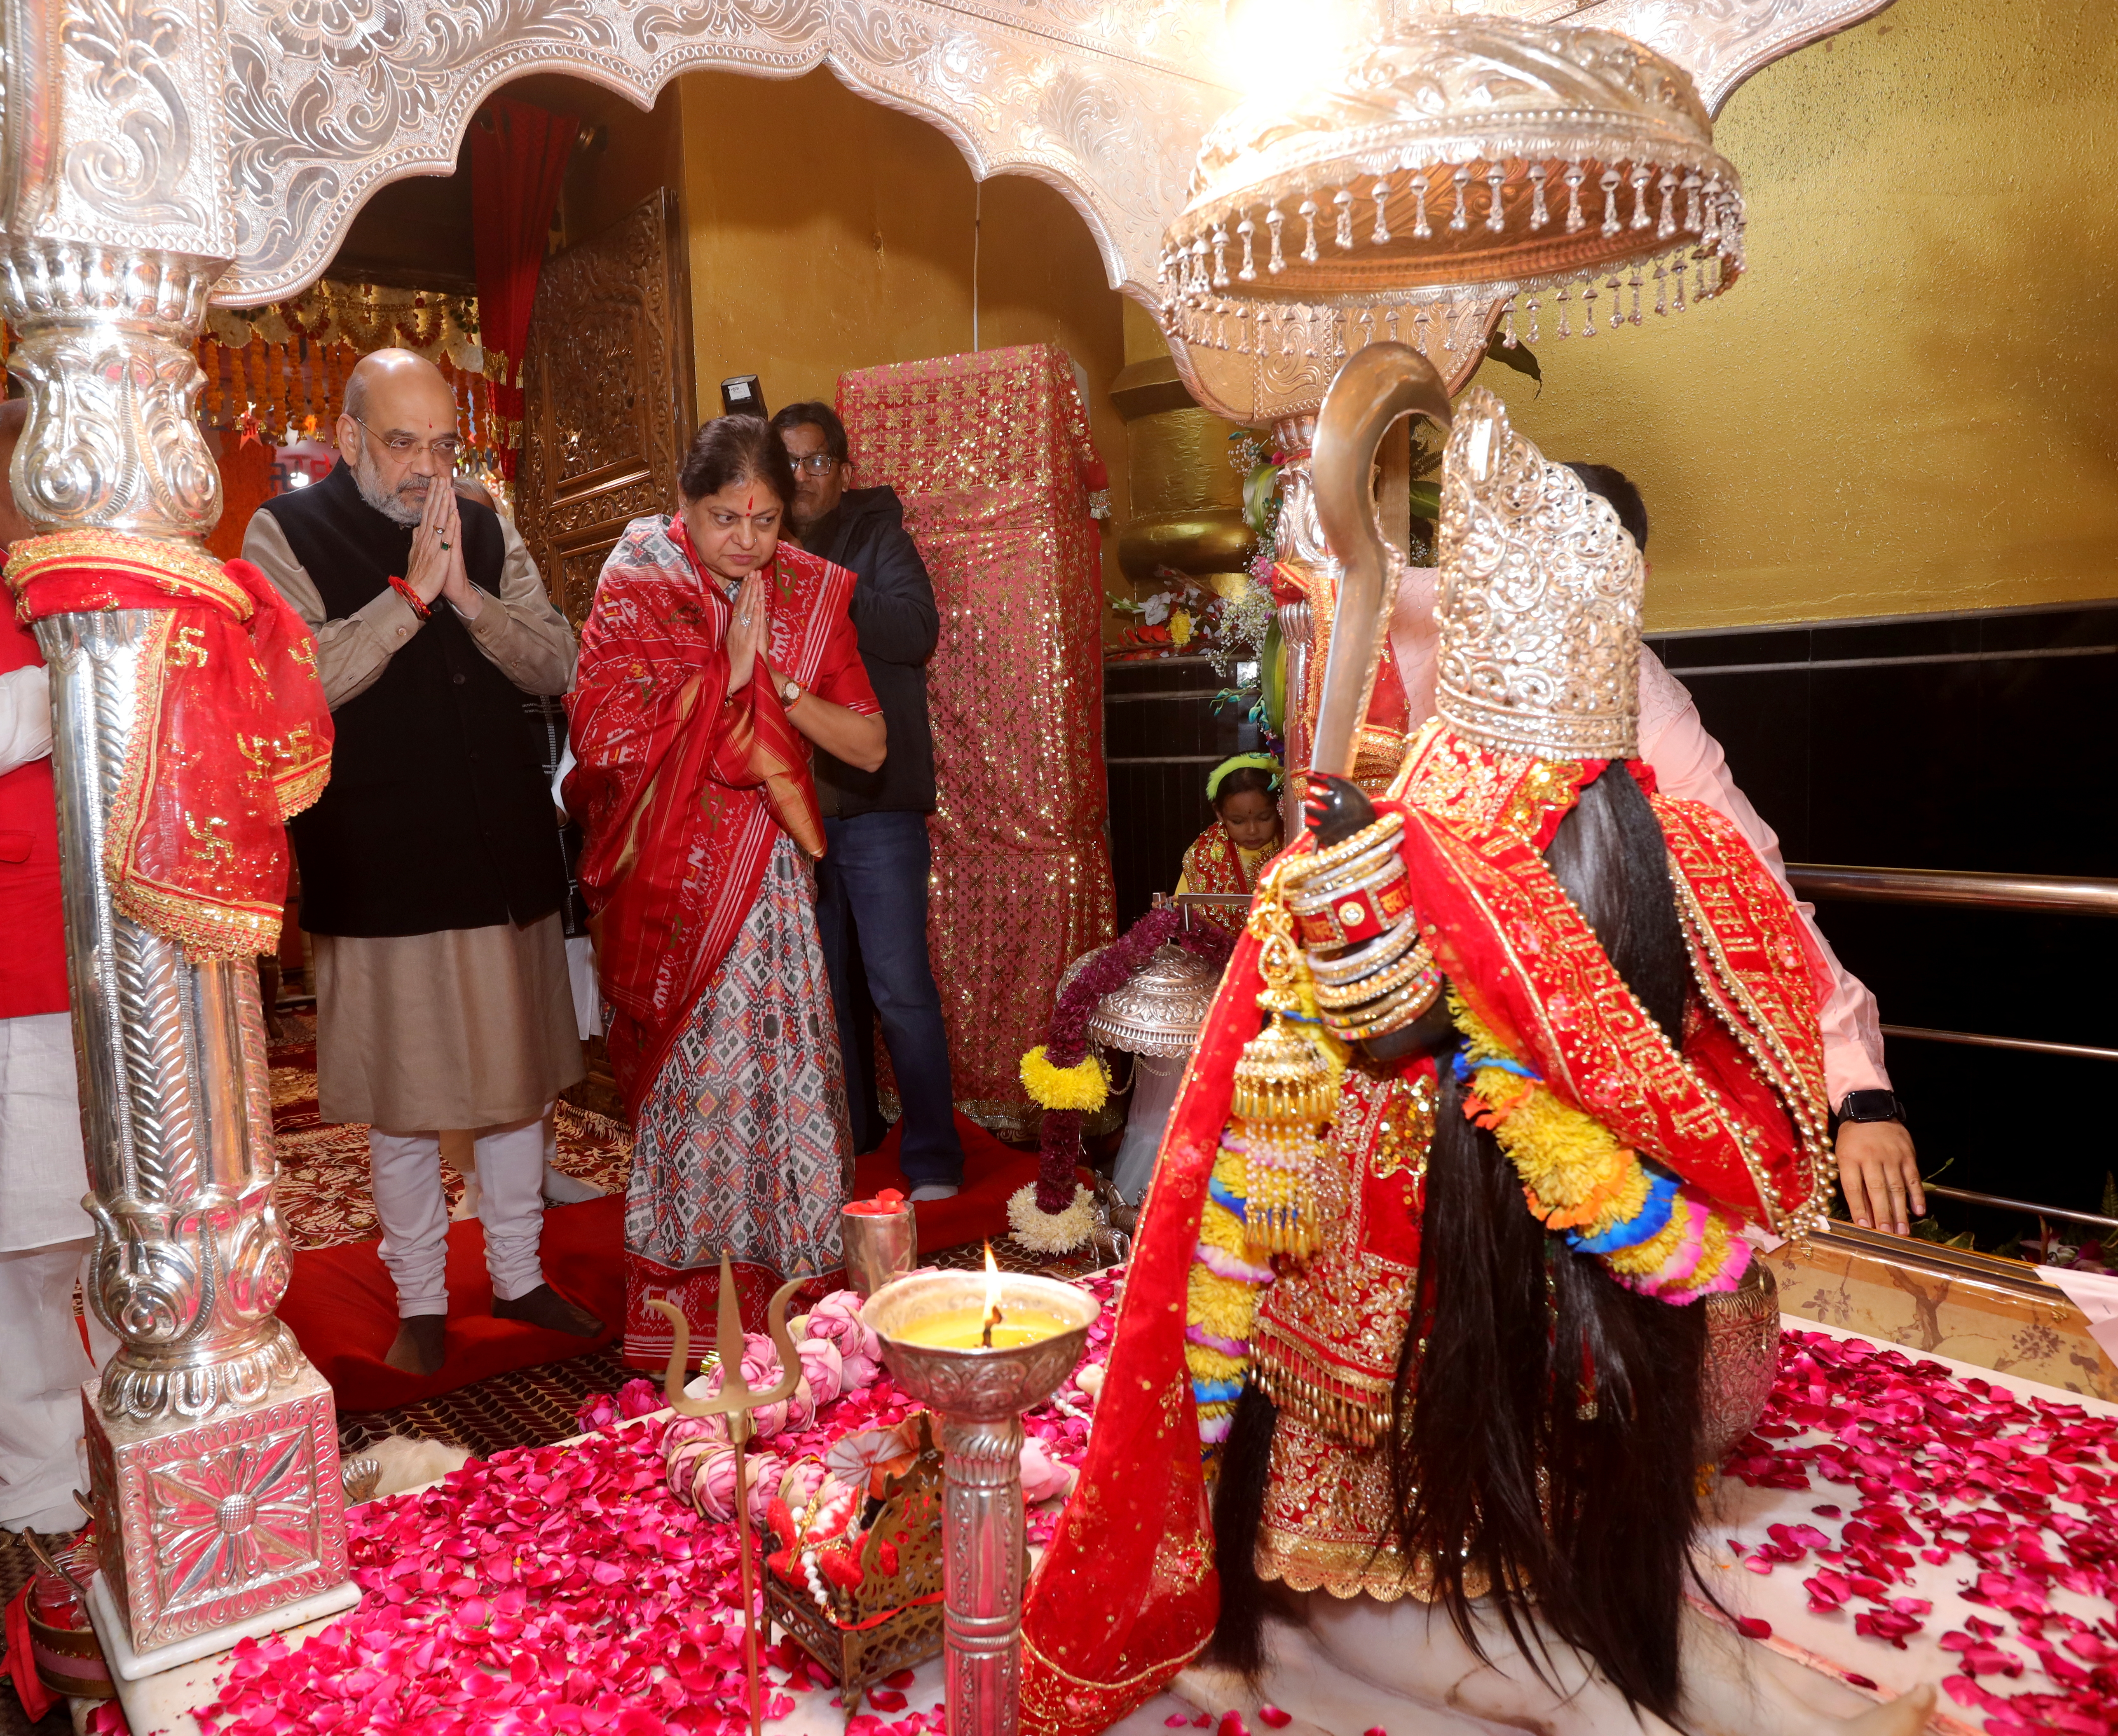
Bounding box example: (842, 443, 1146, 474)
(1389, 463, 1924, 1236)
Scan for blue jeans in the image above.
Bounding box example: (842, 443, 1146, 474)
(815, 811, 965, 1185)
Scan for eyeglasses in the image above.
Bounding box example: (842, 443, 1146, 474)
(354, 416, 464, 462)
(790, 453, 840, 477)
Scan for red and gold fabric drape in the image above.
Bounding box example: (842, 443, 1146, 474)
(836, 344, 1115, 1128)
(471, 98, 578, 478)
(3, 532, 332, 960)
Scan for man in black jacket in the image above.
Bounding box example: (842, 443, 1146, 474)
(247, 350, 600, 1375)
(773, 402, 964, 1199)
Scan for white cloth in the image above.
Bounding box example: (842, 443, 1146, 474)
(1390, 567, 1890, 1102)
(1113, 1052, 1187, 1206)
(0, 663, 52, 777)
(369, 1107, 551, 1317)
(553, 745, 603, 1039)
(0, 1239, 94, 1532)
(0, 1010, 90, 1253)
(565, 935, 603, 1040)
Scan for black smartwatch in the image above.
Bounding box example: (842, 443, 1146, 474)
(1836, 1089, 1906, 1127)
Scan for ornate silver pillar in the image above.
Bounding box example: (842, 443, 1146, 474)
(1, 233, 348, 1651)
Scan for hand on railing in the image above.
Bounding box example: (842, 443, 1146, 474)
(1836, 1120, 1924, 1237)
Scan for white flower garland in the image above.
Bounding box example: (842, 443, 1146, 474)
(1006, 1181, 1098, 1254)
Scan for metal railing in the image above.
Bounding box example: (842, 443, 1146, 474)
(1792, 861, 2118, 1237)
(1785, 863, 2118, 1065)
(1922, 1185, 2118, 1235)
(1786, 863, 2118, 918)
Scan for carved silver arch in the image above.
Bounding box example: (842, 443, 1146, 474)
(0, 0, 1894, 317)
(212, 0, 1232, 306)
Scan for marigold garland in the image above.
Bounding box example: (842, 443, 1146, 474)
(1007, 1181, 1099, 1253)
(1453, 995, 1748, 1301)
(1019, 906, 1235, 1233)
(1186, 1129, 1268, 1452)
(1019, 1046, 1108, 1114)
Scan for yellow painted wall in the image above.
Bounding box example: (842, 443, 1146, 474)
(673, 69, 1128, 583)
(1464, 0, 2118, 630)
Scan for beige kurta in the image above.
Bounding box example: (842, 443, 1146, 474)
(311, 913, 582, 1132)
(245, 497, 585, 1132)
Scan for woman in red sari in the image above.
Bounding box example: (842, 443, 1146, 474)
(566, 417, 885, 1364)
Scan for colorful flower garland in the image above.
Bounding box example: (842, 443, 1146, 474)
(1451, 995, 1749, 1302)
(1013, 906, 1235, 1252)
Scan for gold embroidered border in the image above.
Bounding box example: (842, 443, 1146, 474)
(1019, 1631, 1211, 1736)
(5, 529, 251, 618)
(1417, 813, 1778, 1225)
(116, 880, 283, 962)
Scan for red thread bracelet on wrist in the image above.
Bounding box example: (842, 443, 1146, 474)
(389, 575, 430, 620)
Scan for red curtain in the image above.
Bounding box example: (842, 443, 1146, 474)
(470, 98, 578, 478)
(836, 344, 1115, 1128)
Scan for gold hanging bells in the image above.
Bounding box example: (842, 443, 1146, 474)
(1232, 867, 1338, 1260)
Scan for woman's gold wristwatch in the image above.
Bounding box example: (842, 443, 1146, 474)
(779, 674, 804, 707)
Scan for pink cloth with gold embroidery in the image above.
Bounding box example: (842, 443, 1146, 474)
(835, 344, 1114, 1120)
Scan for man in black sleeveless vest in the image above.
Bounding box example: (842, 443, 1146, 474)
(246, 349, 596, 1377)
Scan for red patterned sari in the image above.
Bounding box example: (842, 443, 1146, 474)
(566, 515, 879, 1360)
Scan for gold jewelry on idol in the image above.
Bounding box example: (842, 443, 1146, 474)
(1297, 811, 1403, 879)
(1329, 971, 1445, 1042)
(1304, 913, 1422, 985)
(1281, 799, 1440, 1041)
(1232, 862, 1336, 1260)
(1310, 936, 1436, 1012)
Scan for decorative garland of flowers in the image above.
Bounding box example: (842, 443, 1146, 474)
(1186, 1128, 1271, 1451)
(1451, 994, 1749, 1302)
(1012, 906, 1235, 1252)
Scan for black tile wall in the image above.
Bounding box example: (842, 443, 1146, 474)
(1644, 599, 2118, 1217)
(1103, 655, 1265, 928)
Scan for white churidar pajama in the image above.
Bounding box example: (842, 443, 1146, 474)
(369, 1107, 552, 1317)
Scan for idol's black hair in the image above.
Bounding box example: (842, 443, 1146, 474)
(678, 414, 797, 515)
(1563, 462, 1650, 552)
(1208, 762, 1708, 1724)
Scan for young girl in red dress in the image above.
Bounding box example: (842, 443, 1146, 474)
(1174, 753, 1283, 932)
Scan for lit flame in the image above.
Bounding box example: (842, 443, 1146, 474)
(981, 1242, 1003, 1345)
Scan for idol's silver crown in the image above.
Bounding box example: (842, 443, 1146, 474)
(1434, 388, 1642, 761)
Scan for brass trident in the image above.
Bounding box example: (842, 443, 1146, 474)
(649, 1253, 806, 1736)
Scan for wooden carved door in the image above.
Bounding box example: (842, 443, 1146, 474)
(517, 187, 696, 626)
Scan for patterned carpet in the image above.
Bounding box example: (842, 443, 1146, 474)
(337, 1345, 634, 1457)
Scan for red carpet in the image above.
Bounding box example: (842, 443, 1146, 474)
(283, 1111, 1038, 1409)
(279, 1197, 626, 1413)
(857, 1110, 1041, 1253)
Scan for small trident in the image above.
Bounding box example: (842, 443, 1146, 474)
(649, 1253, 805, 1736)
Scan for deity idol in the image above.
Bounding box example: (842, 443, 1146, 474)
(1022, 380, 1936, 1736)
